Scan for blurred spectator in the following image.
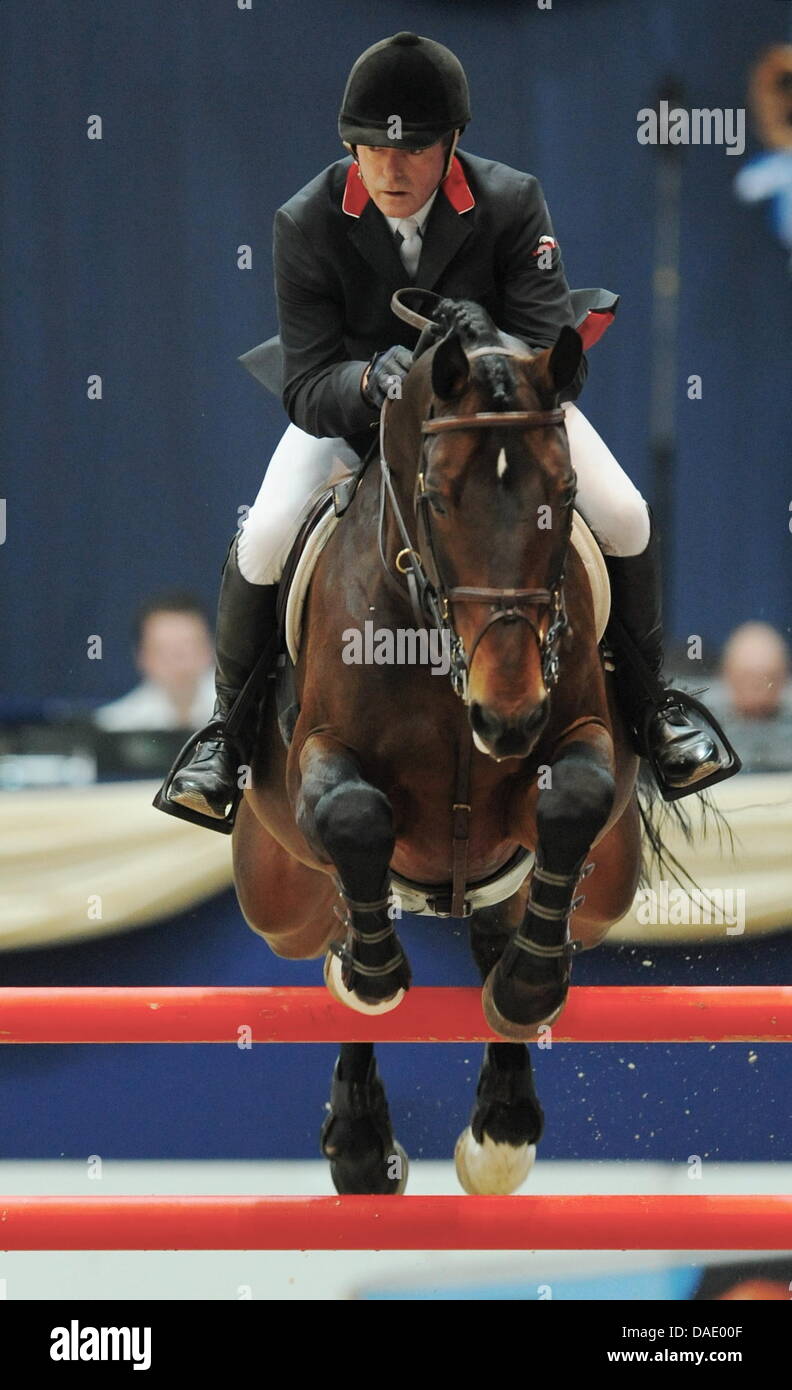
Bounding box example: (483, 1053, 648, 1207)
(721, 622, 789, 718)
(693, 1256, 792, 1300)
(94, 592, 215, 732)
(705, 622, 792, 772)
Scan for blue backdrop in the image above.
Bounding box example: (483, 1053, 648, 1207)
(2, 0, 790, 704)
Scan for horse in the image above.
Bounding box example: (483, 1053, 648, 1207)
(231, 296, 646, 1196)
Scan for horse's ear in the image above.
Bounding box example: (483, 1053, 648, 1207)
(431, 330, 470, 399)
(533, 326, 582, 397)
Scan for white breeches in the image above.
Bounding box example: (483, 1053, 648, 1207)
(236, 401, 651, 586)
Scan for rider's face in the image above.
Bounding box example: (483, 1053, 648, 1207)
(355, 138, 451, 217)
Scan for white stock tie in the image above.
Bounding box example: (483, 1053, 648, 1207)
(395, 216, 423, 278)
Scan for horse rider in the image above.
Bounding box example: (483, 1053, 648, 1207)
(157, 31, 735, 831)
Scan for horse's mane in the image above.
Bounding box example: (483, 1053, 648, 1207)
(433, 298, 518, 410)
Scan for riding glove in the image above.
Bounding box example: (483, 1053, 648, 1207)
(361, 344, 414, 409)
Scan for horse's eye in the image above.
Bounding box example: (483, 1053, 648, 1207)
(422, 486, 448, 517)
(563, 473, 578, 506)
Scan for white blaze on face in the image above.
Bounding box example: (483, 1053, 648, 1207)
(496, 447, 508, 479)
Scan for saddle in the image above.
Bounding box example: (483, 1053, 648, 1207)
(271, 457, 374, 746)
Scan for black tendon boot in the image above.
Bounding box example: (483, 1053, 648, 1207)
(153, 534, 279, 831)
(320, 1050, 409, 1195)
(604, 515, 740, 800)
(482, 852, 592, 1037)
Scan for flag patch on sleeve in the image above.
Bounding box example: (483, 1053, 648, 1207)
(531, 235, 558, 257)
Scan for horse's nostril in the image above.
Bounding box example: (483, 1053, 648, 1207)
(523, 698, 549, 733)
(470, 700, 549, 751)
(470, 702, 492, 738)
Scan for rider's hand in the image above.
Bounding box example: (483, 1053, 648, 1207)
(360, 344, 413, 409)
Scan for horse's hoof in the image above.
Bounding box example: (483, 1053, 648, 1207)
(385, 1138, 410, 1195)
(327, 1137, 410, 1196)
(389, 1139, 410, 1194)
(454, 1127, 536, 1196)
(324, 950, 406, 1016)
(321, 1058, 410, 1196)
(481, 967, 565, 1041)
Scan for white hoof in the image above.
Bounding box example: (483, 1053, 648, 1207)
(324, 951, 405, 1016)
(454, 1127, 536, 1196)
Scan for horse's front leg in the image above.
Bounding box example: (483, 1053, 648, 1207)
(454, 892, 545, 1195)
(320, 1043, 409, 1195)
(483, 731, 615, 1040)
(296, 733, 411, 1011)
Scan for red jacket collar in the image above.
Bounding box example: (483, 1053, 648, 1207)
(341, 154, 475, 218)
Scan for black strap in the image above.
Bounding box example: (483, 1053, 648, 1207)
(606, 613, 669, 707)
(450, 733, 474, 918)
(222, 630, 282, 741)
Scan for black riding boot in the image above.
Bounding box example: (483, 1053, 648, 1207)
(604, 515, 739, 799)
(153, 534, 279, 831)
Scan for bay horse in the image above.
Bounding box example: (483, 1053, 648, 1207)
(233, 298, 644, 1196)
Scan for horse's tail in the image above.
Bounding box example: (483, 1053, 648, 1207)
(635, 763, 736, 892)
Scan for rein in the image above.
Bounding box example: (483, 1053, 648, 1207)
(375, 337, 574, 916)
(378, 346, 572, 705)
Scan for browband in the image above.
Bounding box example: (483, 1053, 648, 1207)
(422, 408, 565, 434)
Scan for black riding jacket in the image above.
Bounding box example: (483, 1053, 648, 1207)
(265, 149, 587, 455)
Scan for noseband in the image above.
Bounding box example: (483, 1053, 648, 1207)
(379, 345, 573, 703)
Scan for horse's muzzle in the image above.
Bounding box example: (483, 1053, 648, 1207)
(469, 698, 550, 761)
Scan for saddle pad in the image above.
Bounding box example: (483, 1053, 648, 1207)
(285, 502, 339, 664)
(570, 511, 611, 641)
(285, 506, 610, 664)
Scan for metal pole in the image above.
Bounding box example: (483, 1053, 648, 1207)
(0, 985, 790, 1043)
(648, 77, 686, 620)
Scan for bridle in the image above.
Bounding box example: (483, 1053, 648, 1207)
(378, 344, 575, 704)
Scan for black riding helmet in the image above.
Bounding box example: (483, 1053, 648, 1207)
(338, 31, 471, 162)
